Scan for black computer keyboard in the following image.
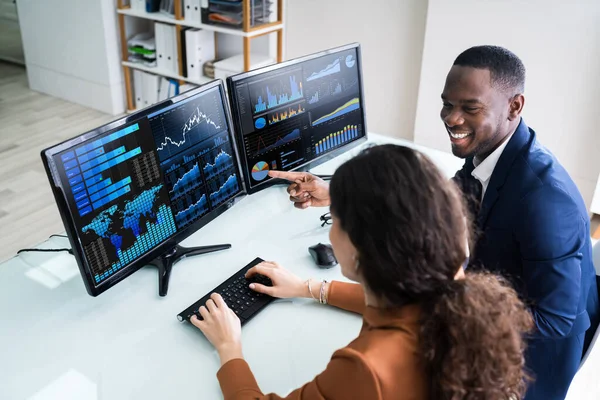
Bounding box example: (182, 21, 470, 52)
(177, 257, 275, 325)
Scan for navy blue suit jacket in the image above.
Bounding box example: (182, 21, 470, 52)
(454, 119, 599, 399)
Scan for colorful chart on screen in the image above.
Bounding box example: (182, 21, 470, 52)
(345, 54, 356, 68)
(255, 117, 266, 129)
(251, 161, 269, 181)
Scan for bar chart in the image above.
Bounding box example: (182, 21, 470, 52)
(314, 125, 360, 155)
(60, 122, 141, 218)
(80, 185, 177, 284)
(250, 70, 304, 114)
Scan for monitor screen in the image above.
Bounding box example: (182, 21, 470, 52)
(41, 81, 244, 296)
(227, 43, 367, 193)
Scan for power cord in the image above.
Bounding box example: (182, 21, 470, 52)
(17, 234, 73, 256)
(17, 248, 73, 255)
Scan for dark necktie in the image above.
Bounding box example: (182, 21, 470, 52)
(452, 170, 483, 221)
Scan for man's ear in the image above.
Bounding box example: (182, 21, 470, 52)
(508, 94, 525, 121)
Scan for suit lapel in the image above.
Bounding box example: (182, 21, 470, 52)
(477, 119, 533, 227)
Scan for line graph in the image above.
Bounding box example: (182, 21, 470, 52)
(169, 162, 202, 198)
(306, 58, 340, 82)
(203, 149, 233, 181)
(209, 174, 239, 206)
(150, 87, 226, 162)
(161, 133, 237, 206)
(182, 107, 221, 136)
(251, 128, 301, 157)
(175, 190, 209, 227)
(155, 107, 222, 153)
(312, 98, 360, 126)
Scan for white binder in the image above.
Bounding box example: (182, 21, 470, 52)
(156, 22, 178, 74)
(155, 23, 169, 72)
(133, 69, 144, 109)
(142, 72, 160, 107)
(131, 0, 146, 12)
(165, 24, 179, 74)
(185, 0, 201, 23)
(157, 76, 170, 102)
(185, 28, 215, 81)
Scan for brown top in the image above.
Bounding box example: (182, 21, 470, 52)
(216, 281, 427, 399)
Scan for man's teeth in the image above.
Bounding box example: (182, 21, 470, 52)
(450, 132, 471, 139)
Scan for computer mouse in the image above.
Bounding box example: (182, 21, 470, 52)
(308, 243, 338, 268)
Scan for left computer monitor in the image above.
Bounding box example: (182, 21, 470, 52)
(41, 80, 245, 297)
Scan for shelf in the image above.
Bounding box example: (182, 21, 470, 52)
(117, 8, 284, 37)
(122, 61, 213, 86)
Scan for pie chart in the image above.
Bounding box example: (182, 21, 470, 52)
(254, 117, 266, 129)
(251, 161, 269, 181)
(345, 54, 355, 68)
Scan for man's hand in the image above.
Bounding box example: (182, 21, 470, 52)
(268, 170, 330, 209)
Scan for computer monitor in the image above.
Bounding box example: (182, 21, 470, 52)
(41, 80, 245, 297)
(226, 43, 368, 194)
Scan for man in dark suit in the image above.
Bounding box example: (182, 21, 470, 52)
(442, 45, 598, 399)
(268, 45, 599, 399)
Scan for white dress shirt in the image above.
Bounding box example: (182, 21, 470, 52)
(471, 130, 515, 200)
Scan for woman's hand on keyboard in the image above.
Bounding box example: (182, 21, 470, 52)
(190, 293, 243, 365)
(246, 261, 307, 299)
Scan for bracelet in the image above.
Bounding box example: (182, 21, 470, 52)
(319, 279, 328, 304)
(306, 279, 317, 300)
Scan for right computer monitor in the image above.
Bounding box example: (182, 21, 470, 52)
(227, 43, 367, 193)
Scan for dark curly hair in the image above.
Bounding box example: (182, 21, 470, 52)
(329, 144, 533, 399)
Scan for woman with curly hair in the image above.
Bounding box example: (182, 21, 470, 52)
(191, 144, 534, 399)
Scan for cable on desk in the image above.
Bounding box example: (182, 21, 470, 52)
(16, 233, 72, 256)
(17, 248, 73, 255)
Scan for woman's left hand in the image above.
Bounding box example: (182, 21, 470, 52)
(190, 293, 243, 363)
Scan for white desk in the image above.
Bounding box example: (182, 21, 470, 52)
(0, 134, 463, 400)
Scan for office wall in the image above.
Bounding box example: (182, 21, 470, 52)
(285, 0, 428, 140)
(17, 0, 125, 115)
(413, 0, 600, 208)
(592, 174, 600, 215)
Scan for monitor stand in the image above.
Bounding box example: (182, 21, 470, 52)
(151, 243, 231, 297)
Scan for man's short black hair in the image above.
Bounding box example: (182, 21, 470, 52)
(453, 45, 526, 94)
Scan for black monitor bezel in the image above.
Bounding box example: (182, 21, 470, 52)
(226, 43, 368, 194)
(40, 80, 246, 296)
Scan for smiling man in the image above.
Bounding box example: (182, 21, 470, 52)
(267, 45, 599, 400)
(446, 45, 599, 400)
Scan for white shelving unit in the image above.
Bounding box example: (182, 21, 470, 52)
(117, 8, 284, 37)
(116, 0, 285, 112)
(122, 61, 212, 86)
